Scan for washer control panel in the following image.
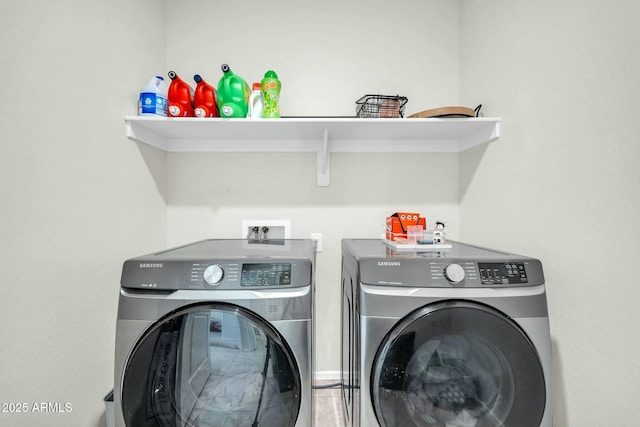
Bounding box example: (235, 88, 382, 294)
(351, 239, 544, 288)
(120, 239, 315, 291)
(427, 261, 530, 287)
(428, 261, 479, 287)
(122, 260, 310, 290)
(192, 262, 294, 288)
(241, 263, 291, 287)
(190, 262, 239, 288)
(427, 261, 529, 287)
(195, 262, 293, 288)
(478, 262, 527, 285)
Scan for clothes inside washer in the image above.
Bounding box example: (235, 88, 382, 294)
(184, 315, 296, 427)
(404, 334, 512, 427)
(188, 373, 293, 427)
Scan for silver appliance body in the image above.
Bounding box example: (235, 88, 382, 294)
(114, 239, 315, 427)
(341, 239, 552, 427)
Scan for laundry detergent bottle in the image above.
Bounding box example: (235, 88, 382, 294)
(260, 70, 281, 118)
(138, 76, 168, 116)
(247, 82, 263, 119)
(167, 71, 194, 117)
(216, 64, 250, 118)
(193, 74, 219, 118)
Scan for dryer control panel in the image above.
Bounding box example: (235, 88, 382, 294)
(241, 263, 292, 287)
(478, 262, 527, 285)
(120, 239, 315, 291)
(429, 261, 532, 287)
(344, 239, 545, 288)
(358, 258, 542, 288)
(121, 260, 310, 290)
(196, 262, 293, 288)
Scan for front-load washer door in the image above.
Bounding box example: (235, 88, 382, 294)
(371, 300, 545, 427)
(120, 302, 301, 427)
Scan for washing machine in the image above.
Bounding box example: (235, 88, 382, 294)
(114, 239, 315, 427)
(341, 239, 552, 427)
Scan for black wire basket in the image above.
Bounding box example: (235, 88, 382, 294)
(355, 94, 408, 118)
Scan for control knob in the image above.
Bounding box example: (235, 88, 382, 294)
(204, 264, 224, 285)
(444, 263, 466, 284)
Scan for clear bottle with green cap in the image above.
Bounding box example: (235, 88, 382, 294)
(260, 70, 281, 118)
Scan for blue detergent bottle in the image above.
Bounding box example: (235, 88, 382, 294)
(138, 76, 168, 116)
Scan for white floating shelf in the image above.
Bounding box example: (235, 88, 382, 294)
(125, 116, 501, 186)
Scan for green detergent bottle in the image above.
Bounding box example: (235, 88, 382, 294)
(216, 64, 250, 118)
(261, 70, 281, 118)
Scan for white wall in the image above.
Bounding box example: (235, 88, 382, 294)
(0, 1, 167, 426)
(460, 1, 640, 426)
(164, 0, 463, 374)
(165, 0, 461, 117)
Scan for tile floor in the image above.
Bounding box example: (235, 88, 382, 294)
(314, 380, 345, 427)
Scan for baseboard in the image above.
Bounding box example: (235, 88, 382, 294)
(314, 370, 341, 381)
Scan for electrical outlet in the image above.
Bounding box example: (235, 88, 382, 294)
(241, 220, 291, 241)
(310, 233, 323, 252)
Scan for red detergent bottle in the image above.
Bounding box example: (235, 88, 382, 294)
(193, 74, 219, 118)
(167, 71, 194, 117)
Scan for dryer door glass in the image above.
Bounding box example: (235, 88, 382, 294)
(371, 301, 545, 427)
(121, 303, 301, 427)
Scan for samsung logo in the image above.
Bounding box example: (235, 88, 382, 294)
(378, 261, 401, 267)
(139, 263, 163, 269)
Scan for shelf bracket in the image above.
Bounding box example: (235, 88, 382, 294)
(317, 128, 330, 186)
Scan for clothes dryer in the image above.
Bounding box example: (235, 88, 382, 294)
(341, 239, 552, 427)
(114, 239, 315, 427)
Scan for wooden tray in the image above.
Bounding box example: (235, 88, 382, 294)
(408, 105, 480, 118)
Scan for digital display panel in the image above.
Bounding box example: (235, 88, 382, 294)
(479, 262, 527, 285)
(241, 263, 291, 287)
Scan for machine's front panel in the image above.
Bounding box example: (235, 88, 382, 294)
(344, 239, 544, 289)
(340, 239, 551, 427)
(241, 263, 292, 287)
(120, 303, 301, 427)
(121, 260, 311, 291)
(358, 258, 543, 288)
(116, 239, 315, 427)
(370, 301, 546, 427)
